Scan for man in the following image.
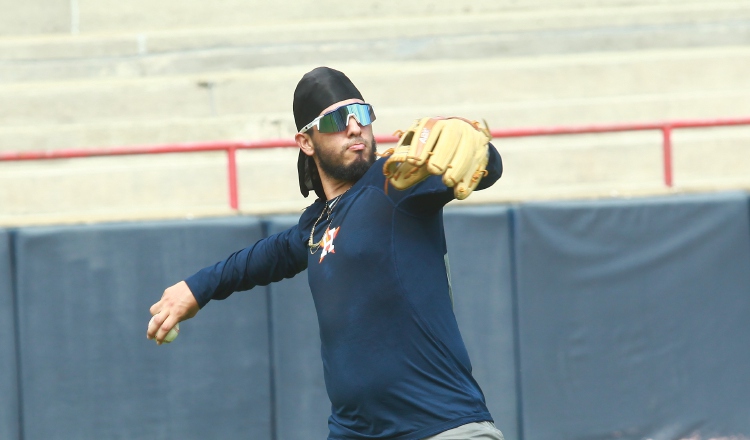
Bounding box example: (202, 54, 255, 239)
(147, 67, 504, 440)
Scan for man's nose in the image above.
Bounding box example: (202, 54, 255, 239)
(345, 115, 362, 135)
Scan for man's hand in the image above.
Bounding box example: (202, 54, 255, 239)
(147, 281, 200, 345)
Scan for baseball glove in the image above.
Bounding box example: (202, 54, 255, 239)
(382, 117, 492, 200)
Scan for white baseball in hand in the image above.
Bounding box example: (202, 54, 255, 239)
(150, 316, 180, 343)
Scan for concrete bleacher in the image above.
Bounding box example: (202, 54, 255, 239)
(1, 0, 750, 225)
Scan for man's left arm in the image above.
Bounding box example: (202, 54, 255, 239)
(389, 142, 502, 217)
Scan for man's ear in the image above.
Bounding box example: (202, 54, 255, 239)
(295, 132, 314, 157)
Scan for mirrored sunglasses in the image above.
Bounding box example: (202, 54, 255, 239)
(299, 103, 376, 134)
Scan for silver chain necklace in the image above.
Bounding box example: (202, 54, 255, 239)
(308, 189, 348, 254)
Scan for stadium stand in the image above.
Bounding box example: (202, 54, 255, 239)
(1, 0, 749, 224)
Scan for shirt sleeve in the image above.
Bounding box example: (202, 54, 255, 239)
(395, 141, 503, 215)
(184, 223, 309, 308)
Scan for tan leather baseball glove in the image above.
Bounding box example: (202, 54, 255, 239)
(382, 117, 492, 200)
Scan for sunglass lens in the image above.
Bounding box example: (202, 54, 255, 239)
(318, 111, 345, 132)
(317, 104, 375, 133)
(352, 104, 375, 126)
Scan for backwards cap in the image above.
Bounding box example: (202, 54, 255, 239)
(293, 67, 364, 198)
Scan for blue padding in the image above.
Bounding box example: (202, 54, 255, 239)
(515, 192, 750, 440)
(444, 206, 519, 440)
(266, 215, 330, 440)
(0, 230, 20, 440)
(14, 218, 271, 439)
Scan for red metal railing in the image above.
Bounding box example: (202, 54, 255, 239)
(489, 118, 750, 188)
(2, 117, 750, 210)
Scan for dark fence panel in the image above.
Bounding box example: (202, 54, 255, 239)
(5, 190, 750, 440)
(13, 218, 271, 440)
(444, 206, 519, 440)
(514, 192, 750, 440)
(0, 230, 20, 440)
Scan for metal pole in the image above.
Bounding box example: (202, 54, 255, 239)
(662, 126, 673, 188)
(227, 147, 239, 210)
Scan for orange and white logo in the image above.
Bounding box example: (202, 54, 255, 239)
(319, 226, 340, 263)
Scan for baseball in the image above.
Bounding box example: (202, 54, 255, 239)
(150, 316, 180, 343)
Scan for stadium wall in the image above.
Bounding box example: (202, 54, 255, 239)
(1, 191, 749, 439)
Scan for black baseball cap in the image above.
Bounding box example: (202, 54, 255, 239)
(293, 67, 364, 198)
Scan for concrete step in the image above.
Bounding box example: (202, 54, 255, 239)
(1, 47, 749, 129)
(2, 127, 749, 226)
(460, 126, 750, 204)
(0, 0, 718, 36)
(75, 0, 711, 34)
(0, 0, 72, 36)
(0, 115, 293, 152)
(2, 3, 750, 83)
(0, 151, 237, 225)
(672, 126, 750, 190)
(4, 2, 749, 58)
(2, 87, 750, 152)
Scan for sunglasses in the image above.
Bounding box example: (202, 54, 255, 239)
(299, 103, 376, 134)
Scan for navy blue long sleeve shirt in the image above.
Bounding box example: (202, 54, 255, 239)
(186, 144, 503, 439)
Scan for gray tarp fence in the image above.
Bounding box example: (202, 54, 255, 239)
(514, 191, 750, 440)
(1, 191, 748, 439)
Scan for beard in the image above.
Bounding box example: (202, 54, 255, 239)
(314, 136, 378, 183)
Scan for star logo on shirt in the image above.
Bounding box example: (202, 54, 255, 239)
(319, 226, 340, 263)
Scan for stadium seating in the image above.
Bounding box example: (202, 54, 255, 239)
(1, 0, 749, 224)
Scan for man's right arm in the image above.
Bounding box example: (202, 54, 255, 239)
(147, 224, 308, 344)
(185, 225, 309, 308)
